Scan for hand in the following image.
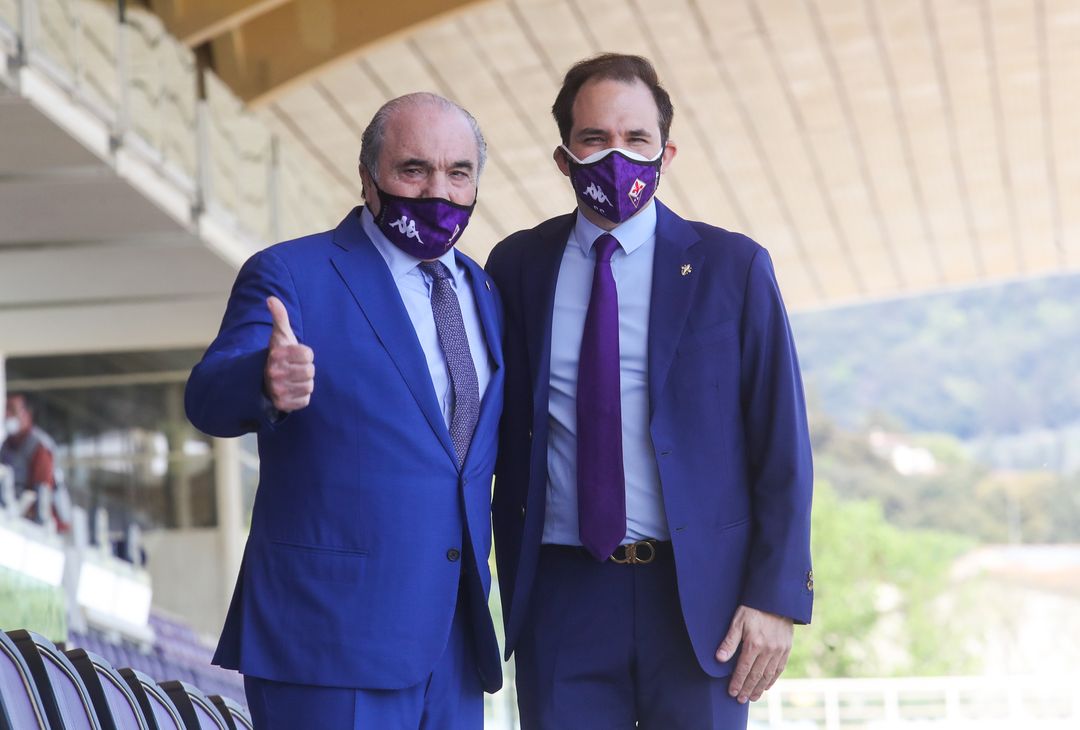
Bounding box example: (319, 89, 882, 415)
(263, 296, 315, 412)
(716, 605, 793, 704)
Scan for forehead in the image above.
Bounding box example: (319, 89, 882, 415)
(570, 77, 660, 132)
(380, 103, 478, 165)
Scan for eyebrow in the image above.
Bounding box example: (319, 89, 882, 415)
(395, 158, 475, 171)
(574, 127, 653, 139)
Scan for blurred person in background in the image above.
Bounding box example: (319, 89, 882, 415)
(1, 393, 70, 530)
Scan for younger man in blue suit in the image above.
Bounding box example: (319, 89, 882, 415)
(486, 54, 814, 729)
(186, 93, 504, 730)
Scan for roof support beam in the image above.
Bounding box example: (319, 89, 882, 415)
(0, 297, 226, 357)
(146, 0, 293, 47)
(206, 0, 484, 106)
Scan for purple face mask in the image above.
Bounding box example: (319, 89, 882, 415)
(372, 183, 475, 260)
(561, 145, 663, 224)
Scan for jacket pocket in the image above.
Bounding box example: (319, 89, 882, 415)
(269, 540, 368, 583)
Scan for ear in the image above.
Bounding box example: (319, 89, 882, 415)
(553, 146, 571, 178)
(659, 139, 678, 175)
(359, 165, 381, 216)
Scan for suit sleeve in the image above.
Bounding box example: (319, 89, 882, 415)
(737, 248, 814, 624)
(185, 249, 304, 438)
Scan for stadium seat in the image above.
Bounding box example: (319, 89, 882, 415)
(118, 668, 184, 730)
(0, 630, 50, 730)
(6, 629, 101, 729)
(207, 695, 253, 730)
(157, 681, 229, 730)
(66, 648, 149, 730)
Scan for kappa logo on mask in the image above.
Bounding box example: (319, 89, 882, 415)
(389, 215, 424, 244)
(583, 182, 611, 205)
(628, 178, 647, 207)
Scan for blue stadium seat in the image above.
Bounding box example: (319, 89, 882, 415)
(207, 695, 252, 730)
(66, 648, 149, 730)
(0, 630, 49, 730)
(6, 629, 101, 729)
(157, 681, 229, 730)
(118, 668, 184, 730)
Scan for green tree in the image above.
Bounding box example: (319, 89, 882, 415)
(787, 482, 975, 678)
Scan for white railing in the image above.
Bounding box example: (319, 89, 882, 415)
(0, 0, 353, 261)
(752, 674, 1080, 730)
(482, 673, 1080, 730)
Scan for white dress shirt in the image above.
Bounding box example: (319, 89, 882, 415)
(543, 201, 669, 545)
(361, 207, 492, 428)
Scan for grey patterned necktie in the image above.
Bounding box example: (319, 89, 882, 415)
(420, 260, 480, 470)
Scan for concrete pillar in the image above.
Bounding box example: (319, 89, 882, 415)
(213, 436, 244, 612)
(163, 383, 193, 527)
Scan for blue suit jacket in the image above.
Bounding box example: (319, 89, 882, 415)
(185, 207, 504, 692)
(485, 200, 813, 677)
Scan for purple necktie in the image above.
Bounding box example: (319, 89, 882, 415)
(577, 233, 626, 560)
(421, 261, 480, 470)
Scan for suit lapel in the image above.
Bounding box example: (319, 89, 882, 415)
(329, 209, 456, 466)
(647, 201, 704, 413)
(457, 251, 504, 375)
(457, 251, 503, 447)
(524, 215, 576, 429)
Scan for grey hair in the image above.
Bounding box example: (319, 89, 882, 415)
(359, 92, 487, 182)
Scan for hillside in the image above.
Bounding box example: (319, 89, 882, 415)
(791, 272, 1080, 439)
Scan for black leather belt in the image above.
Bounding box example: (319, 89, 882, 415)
(544, 539, 673, 565)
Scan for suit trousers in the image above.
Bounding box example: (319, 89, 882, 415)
(243, 587, 483, 730)
(514, 544, 749, 730)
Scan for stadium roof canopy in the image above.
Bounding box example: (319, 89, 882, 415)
(2, 0, 1078, 356)
(164, 0, 1080, 308)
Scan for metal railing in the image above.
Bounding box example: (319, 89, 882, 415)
(0, 0, 353, 257)
(751, 674, 1080, 730)
(482, 672, 1080, 729)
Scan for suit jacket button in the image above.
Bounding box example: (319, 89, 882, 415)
(447, 548, 461, 562)
(527, 429, 533, 440)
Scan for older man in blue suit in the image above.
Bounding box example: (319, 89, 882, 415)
(486, 54, 814, 729)
(185, 92, 503, 729)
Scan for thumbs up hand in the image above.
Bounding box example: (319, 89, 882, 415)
(264, 296, 315, 412)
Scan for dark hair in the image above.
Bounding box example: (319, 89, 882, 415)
(6, 392, 30, 413)
(552, 53, 674, 145)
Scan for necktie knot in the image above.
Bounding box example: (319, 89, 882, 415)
(420, 260, 452, 281)
(593, 233, 620, 264)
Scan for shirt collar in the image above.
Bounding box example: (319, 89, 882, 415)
(572, 198, 657, 258)
(361, 206, 461, 285)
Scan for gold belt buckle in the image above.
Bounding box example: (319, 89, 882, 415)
(610, 540, 657, 565)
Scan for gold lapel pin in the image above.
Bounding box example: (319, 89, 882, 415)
(680, 264, 693, 277)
